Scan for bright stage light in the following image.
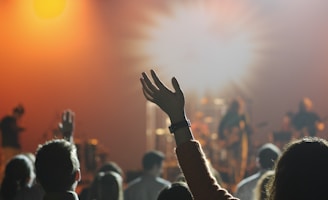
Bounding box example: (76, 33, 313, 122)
(33, 0, 66, 19)
(131, 1, 266, 93)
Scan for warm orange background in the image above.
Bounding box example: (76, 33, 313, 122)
(2, 0, 328, 176)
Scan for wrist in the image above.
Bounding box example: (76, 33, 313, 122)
(169, 112, 187, 124)
(63, 131, 73, 137)
(169, 119, 191, 133)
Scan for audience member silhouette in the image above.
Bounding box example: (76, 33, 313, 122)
(235, 143, 280, 200)
(83, 162, 124, 200)
(88, 171, 123, 200)
(0, 154, 43, 200)
(124, 150, 170, 200)
(254, 170, 274, 200)
(96, 161, 123, 177)
(157, 182, 193, 200)
(35, 139, 80, 200)
(140, 70, 238, 200)
(19, 152, 45, 199)
(268, 137, 328, 200)
(35, 110, 80, 200)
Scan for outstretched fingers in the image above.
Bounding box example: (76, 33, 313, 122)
(62, 110, 74, 123)
(67, 110, 74, 123)
(140, 78, 156, 103)
(58, 110, 75, 133)
(62, 111, 67, 122)
(150, 69, 170, 92)
(142, 72, 158, 93)
(140, 77, 154, 96)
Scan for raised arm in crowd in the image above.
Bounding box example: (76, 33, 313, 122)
(140, 70, 238, 200)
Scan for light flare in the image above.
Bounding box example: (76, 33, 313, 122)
(130, 1, 266, 93)
(33, 0, 66, 19)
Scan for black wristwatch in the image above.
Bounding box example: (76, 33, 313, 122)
(168, 119, 191, 133)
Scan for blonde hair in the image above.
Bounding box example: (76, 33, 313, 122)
(254, 170, 274, 200)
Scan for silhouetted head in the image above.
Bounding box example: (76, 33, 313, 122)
(12, 104, 24, 119)
(299, 97, 313, 112)
(97, 161, 123, 176)
(257, 143, 281, 170)
(157, 182, 193, 200)
(92, 171, 123, 200)
(228, 97, 245, 114)
(229, 99, 240, 113)
(142, 150, 165, 176)
(268, 137, 328, 200)
(1, 154, 34, 200)
(35, 139, 80, 193)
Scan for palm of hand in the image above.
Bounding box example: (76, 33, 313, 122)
(58, 110, 75, 137)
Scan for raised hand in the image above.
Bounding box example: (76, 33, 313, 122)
(58, 109, 75, 141)
(140, 70, 186, 123)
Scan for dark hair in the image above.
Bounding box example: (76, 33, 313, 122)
(142, 151, 165, 171)
(257, 143, 280, 169)
(35, 139, 80, 193)
(157, 182, 192, 200)
(90, 171, 123, 200)
(228, 98, 242, 113)
(13, 104, 24, 115)
(0, 154, 34, 200)
(97, 161, 123, 176)
(268, 137, 328, 200)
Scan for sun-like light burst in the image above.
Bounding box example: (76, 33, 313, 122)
(33, 0, 66, 19)
(129, 1, 268, 93)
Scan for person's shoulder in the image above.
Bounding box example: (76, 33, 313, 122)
(30, 184, 44, 195)
(14, 186, 44, 200)
(155, 177, 171, 186)
(236, 172, 261, 188)
(1, 116, 14, 122)
(125, 177, 142, 189)
(309, 111, 320, 118)
(124, 177, 144, 199)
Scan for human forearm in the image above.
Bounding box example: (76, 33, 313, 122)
(173, 126, 194, 146)
(176, 140, 238, 200)
(167, 112, 193, 145)
(140, 70, 238, 200)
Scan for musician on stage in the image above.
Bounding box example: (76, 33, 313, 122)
(291, 97, 324, 138)
(271, 112, 294, 150)
(0, 104, 26, 182)
(217, 97, 251, 191)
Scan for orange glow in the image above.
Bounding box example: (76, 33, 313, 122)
(0, 0, 114, 155)
(33, 0, 66, 19)
(0, 0, 97, 72)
